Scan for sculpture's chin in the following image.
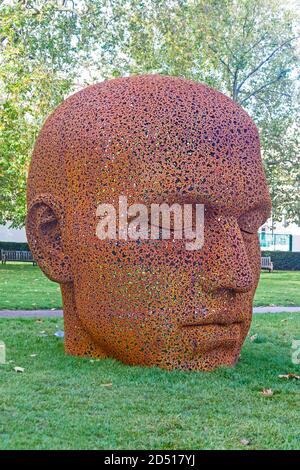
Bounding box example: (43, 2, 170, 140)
(171, 348, 242, 371)
(73, 300, 252, 371)
(112, 346, 242, 371)
(104, 335, 244, 371)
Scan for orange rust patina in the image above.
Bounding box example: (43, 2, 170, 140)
(26, 75, 271, 370)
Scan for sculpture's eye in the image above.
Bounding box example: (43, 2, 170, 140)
(238, 207, 268, 235)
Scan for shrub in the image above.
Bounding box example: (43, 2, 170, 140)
(262, 251, 300, 271)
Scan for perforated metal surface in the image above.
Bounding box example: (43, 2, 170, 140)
(26, 75, 271, 370)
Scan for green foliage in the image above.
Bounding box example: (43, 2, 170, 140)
(0, 0, 81, 227)
(260, 119, 300, 224)
(0, 0, 299, 226)
(91, 0, 299, 223)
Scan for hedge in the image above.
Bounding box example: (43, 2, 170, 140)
(0, 241, 30, 252)
(261, 250, 300, 271)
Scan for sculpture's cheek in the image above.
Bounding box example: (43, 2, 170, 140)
(70, 242, 255, 370)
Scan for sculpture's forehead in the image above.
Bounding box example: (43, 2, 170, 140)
(50, 76, 269, 212)
(61, 75, 256, 142)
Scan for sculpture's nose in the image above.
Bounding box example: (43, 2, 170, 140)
(200, 215, 255, 293)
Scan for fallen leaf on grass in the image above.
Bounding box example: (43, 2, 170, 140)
(280, 316, 292, 323)
(38, 331, 48, 337)
(101, 383, 112, 388)
(240, 439, 250, 446)
(250, 334, 258, 342)
(278, 373, 300, 380)
(14, 367, 24, 373)
(261, 388, 273, 397)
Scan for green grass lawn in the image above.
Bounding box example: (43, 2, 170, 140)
(0, 263, 300, 310)
(0, 263, 62, 310)
(255, 271, 300, 307)
(0, 313, 299, 449)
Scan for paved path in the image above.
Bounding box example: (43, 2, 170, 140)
(254, 306, 300, 313)
(0, 309, 63, 318)
(0, 307, 300, 318)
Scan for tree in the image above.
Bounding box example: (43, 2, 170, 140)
(1, 0, 299, 226)
(0, 0, 82, 227)
(260, 118, 300, 225)
(83, 0, 299, 223)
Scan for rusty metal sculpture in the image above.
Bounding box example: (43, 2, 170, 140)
(26, 75, 271, 370)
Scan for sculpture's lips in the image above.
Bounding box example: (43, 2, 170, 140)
(180, 321, 243, 353)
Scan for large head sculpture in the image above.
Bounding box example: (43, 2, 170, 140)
(26, 75, 271, 370)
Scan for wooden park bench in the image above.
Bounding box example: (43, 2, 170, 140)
(1, 249, 36, 266)
(261, 256, 273, 272)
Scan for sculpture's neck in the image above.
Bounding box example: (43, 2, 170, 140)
(61, 283, 106, 358)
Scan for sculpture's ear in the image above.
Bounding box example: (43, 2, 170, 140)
(26, 194, 72, 283)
